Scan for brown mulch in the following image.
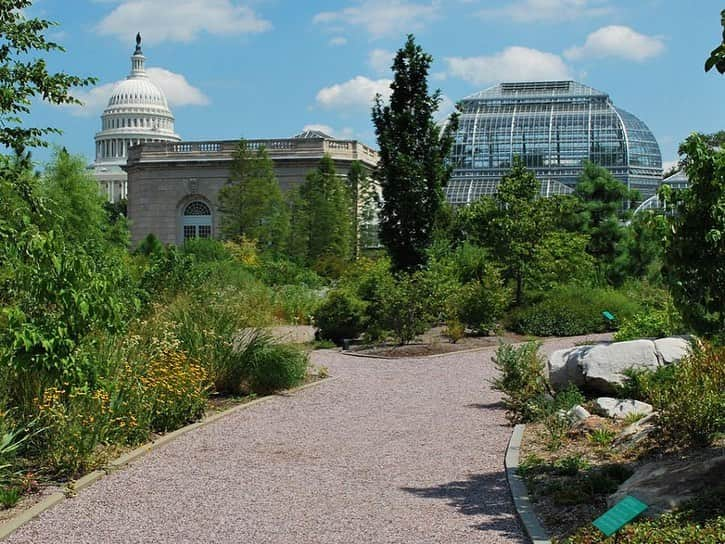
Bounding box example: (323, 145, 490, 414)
(352, 327, 531, 358)
(519, 420, 645, 540)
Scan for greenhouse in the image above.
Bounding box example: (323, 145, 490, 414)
(445, 81, 662, 205)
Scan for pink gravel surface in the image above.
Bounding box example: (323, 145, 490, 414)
(5, 335, 608, 544)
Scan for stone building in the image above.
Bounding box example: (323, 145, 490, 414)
(90, 34, 181, 203)
(125, 131, 379, 246)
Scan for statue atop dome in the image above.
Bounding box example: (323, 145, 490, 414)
(134, 33, 142, 55)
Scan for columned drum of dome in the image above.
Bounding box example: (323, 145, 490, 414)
(445, 81, 662, 205)
(91, 34, 181, 202)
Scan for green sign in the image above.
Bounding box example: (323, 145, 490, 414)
(593, 495, 648, 537)
(602, 311, 616, 322)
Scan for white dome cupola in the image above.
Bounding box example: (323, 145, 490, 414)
(93, 33, 180, 168)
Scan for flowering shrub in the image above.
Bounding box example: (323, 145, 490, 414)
(141, 348, 208, 432)
(34, 386, 118, 476)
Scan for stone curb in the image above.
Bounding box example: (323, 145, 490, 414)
(505, 424, 552, 544)
(0, 376, 336, 541)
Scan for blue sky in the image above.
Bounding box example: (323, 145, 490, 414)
(26, 0, 725, 170)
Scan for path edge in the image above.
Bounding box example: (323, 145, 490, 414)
(505, 424, 552, 544)
(0, 376, 336, 542)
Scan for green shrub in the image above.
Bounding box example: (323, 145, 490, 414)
(256, 257, 325, 288)
(375, 273, 434, 345)
(0, 486, 21, 508)
(451, 277, 510, 334)
(272, 284, 321, 325)
(617, 365, 678, 402)
(135, 233, 164, 256)
(244, 343, 308, 395)
(182, 238, 231, 262)
(510, 284, 642, 336)
(491, 342, 550, 423)
(614, 311, 672, 341)
(140, 246, 198, 299)
(314, 290, 367, 344)
(644, 343, 725, 447)
(553, 384, 586, 412)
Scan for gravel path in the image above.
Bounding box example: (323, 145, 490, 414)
(6, 334, 609, 544)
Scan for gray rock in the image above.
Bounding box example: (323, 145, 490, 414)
(580, 340, 660, 394)
(547, 346, 590, 391)
(594, 398, 653, 419)
(614, 412, 657, 448)
(609, 454, 725, 515)
(567, 405, 591, 422)
(593, 397, 620, 417)
(654, 337, 691, 365)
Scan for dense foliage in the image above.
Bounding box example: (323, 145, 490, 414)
(662, 134, 725, 339)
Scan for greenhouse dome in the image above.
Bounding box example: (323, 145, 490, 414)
(445, 81, 662, 205)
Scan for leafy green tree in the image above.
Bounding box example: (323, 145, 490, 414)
(662, 134, 725, 337)
(705, 9, 725, 74)
(218, 140, 289, 252)
(40, 149, 129, 250)
(574, 161, 637, 280)
(458, 157, 554, 304)
(0, 0, 95, 153)
(371, 34, 459, 271)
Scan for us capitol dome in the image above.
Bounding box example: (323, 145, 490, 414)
(91, 34, 180, 202)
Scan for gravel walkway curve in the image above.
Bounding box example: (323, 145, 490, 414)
(5, 335, 608, 544)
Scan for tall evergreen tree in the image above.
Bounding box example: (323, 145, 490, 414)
(371, 34, 459, 271)
(574, 161, 637, 281)
(218, 139, 289, 252)
(290, 155, 353, 265)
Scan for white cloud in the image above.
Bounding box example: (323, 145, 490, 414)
(65, 82, 119, 117)
(96, 0, 271, 44)
(446, 47, 571, 86)
(313, 1, 439, 38)
(329, 36, 348, 46)
(479, 0, 612, 23)
(302, 124, 355, 139)
(316, 76, 392, 110)
(368, 49, 394, 75)
(65, 68, 209, 116)
(146, 68, 210, 106)
(564, 25, 665, 61)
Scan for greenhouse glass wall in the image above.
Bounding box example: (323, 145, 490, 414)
(445, 81, 662, 205)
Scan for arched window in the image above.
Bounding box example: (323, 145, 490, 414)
(182, 201, 212, 241)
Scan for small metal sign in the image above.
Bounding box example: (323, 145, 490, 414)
(593, 495, 648, 537)
(602, 310, 616, 322)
